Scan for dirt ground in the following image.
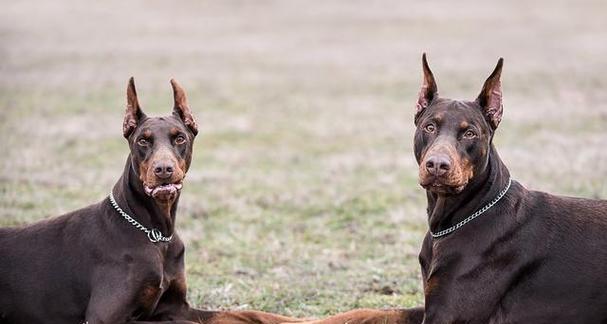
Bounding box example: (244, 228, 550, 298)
(1, 0, 606, 316)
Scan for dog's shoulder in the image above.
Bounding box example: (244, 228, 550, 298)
(523, 189, 607, 221)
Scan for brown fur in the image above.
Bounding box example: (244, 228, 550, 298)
(0, 78, 301, 324)
(293, 54, 607, 324)
(282, 309, 423, 324)
(419, 140, 474, 189)
(140, 146, 186, 190)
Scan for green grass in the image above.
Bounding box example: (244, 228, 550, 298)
(1, 0, 606, 318)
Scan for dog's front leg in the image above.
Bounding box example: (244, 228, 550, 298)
(189, 310, 304, 324)
(276, 308, 424, 324)
(85, 289, 141, 324)
(145, 274, 302, 324)
(130, 321, 199, 324)
(147, 306, 303, 324)
(85, 271, 174, 324)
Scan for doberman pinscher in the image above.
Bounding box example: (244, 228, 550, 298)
(0, 78, 300, 324)
(290, 55, 607, 324)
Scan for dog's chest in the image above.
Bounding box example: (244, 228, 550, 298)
(139, 281, 164, 311)
(135, 265, 178, 315)
(421, 235, 523, 323)
(135, 243, 185, 315)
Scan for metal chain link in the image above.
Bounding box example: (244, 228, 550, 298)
(431, 178, 513, 238)
(108, 192, 173, 243)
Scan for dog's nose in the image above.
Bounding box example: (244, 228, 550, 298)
(425, 155, 451, 177)
(153, 161, 174, 179)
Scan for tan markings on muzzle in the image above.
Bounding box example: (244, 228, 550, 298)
(140, 146, 185, 187)
(139, 159, 151, 184)
(419, 140, 474, 187)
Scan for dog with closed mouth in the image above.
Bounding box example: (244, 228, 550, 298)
(284, 55, 607, 324)
(0, 78, 301, 324)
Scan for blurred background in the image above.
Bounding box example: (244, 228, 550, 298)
(1, 0, 606, 316)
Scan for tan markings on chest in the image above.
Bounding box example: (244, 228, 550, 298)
(424, 275, 440, 296)
(139, 280, 163, 311)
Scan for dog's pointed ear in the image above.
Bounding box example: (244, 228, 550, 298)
(476, 58, 504, 129)
(124, 77, 146, 138)
(415, 53, 438, 124)
(170, 79, 198, 136)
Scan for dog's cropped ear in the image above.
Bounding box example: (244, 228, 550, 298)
(170, 79, 198, 136)
(415, 53, 438, 125)
(476, 58, 504, 129)
(124, 77, 146, 138)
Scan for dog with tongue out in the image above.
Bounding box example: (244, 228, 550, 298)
(0, 77, 304, 323)
(122, 77, 197, 215)
(145, 182, 183, 200)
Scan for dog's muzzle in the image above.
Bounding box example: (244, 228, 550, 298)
(144, 182, 183, 199)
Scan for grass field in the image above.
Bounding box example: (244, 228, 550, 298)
(1, 0, 606, 317)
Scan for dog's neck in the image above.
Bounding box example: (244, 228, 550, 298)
(426, 144, 510, 236)
(110, 156, 179, 238)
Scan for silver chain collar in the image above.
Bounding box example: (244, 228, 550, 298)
(430, 177, 513, 238)
(108, 192, 173, 243)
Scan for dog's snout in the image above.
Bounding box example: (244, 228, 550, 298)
(153, 161, 175, 179)
(425, 155, 451, 177)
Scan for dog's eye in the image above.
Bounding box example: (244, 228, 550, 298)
(174, 135, 186, 145)
(424, 124, 436, 133)
(137, 138, 149, 146)
(463, 129, 477, 139)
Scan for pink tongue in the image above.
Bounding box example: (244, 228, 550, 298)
(145, 183, 183, 197)
(153, 185, 176, 197)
